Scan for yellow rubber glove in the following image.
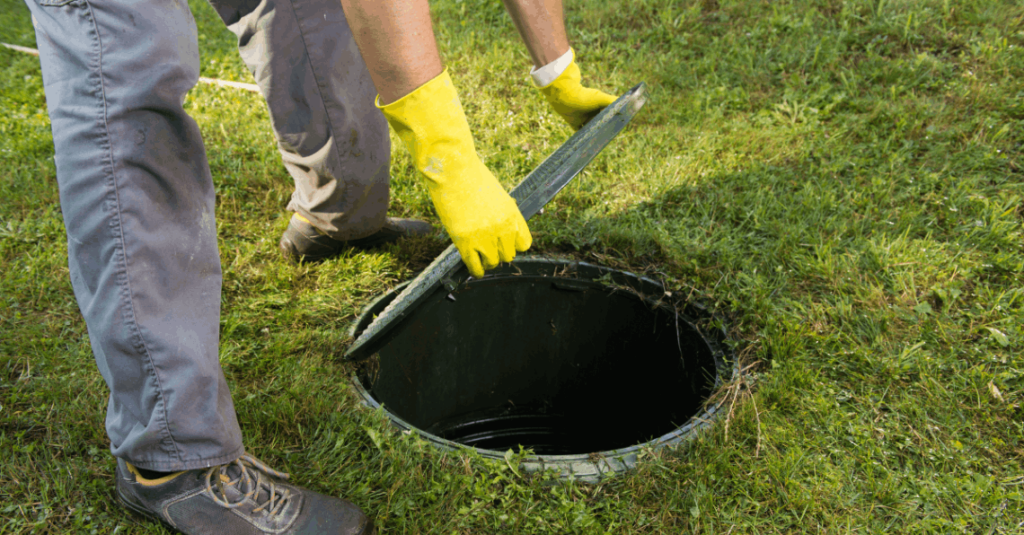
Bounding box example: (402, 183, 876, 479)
(378, 70, 532, 278)
(537, 49, 617, 130)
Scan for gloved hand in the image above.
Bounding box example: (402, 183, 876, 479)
(378, 70, 532, 278)
(537, 49, 617, 130)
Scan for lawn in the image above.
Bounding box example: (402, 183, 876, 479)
(2, 0, 1023, 533)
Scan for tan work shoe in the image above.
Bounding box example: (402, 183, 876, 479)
(115, 454, 374, 534)
(279, 213, 433, 263)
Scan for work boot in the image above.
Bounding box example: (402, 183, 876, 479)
(279, 213, 433, 263)
(115, 454, 374, 535)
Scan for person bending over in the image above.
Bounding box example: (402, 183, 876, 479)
(25, 0, 615, 532)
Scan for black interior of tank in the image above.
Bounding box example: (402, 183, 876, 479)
(361, 274, 719, 455)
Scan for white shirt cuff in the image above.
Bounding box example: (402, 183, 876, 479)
(530, 48, 574, 88)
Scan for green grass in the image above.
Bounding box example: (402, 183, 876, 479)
(2, 0, 1024, 532)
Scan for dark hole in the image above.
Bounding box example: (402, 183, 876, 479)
(358, 262, 719, 455)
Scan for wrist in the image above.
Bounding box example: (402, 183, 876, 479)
(377, 69, 481, 185)
(531, 47, 574, 88)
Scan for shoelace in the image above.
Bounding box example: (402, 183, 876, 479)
(204, 454, 292, 516)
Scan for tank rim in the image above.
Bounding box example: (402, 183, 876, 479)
(348, 255, 740, 482)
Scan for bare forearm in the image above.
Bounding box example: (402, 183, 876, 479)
(339, 0, 443, 104)
(502, 0, 571, 68)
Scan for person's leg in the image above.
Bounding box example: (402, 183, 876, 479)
(210, 0, 392, 241)
(26, 0, 242, 471)
(27, 1, 375, 530)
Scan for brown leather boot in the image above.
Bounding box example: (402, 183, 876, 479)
(279, 213, 433, 263)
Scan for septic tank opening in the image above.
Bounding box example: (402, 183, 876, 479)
(352, 257, 732, 478)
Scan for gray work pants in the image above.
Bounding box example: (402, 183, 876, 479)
(26, 0, 388, 471)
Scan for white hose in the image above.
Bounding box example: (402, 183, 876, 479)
(3, 42, 262, 94)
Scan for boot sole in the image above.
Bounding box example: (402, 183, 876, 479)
(279, 233, 403, 264)
(280, 217, 432, 264)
